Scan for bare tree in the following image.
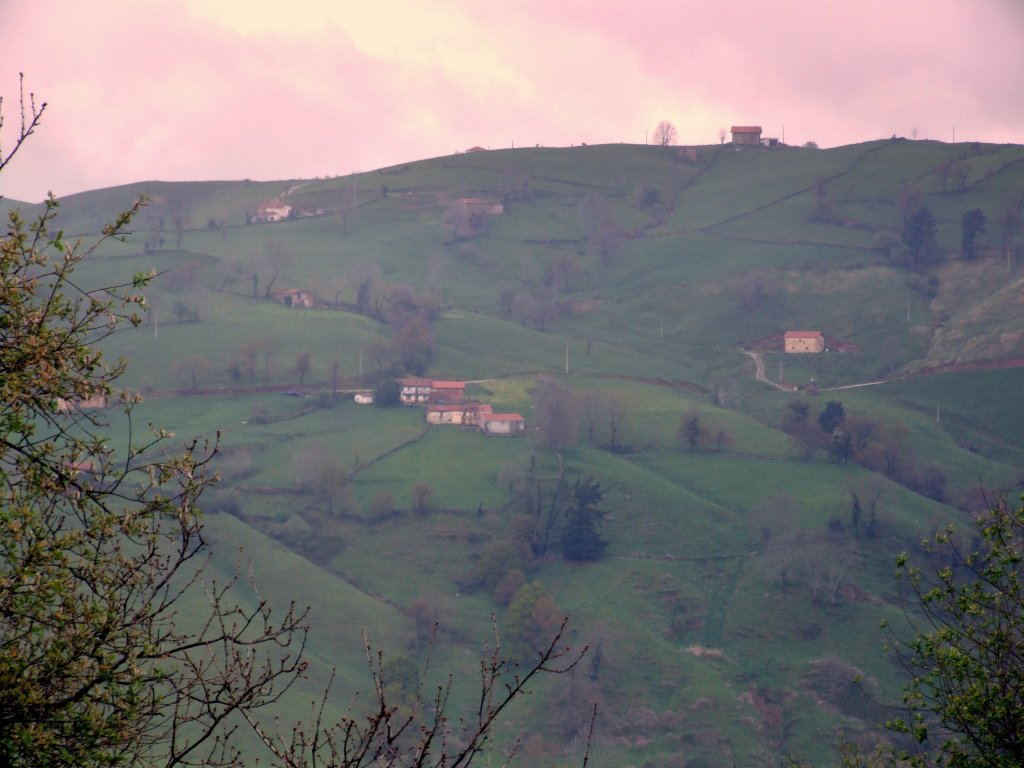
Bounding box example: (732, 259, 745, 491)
(170, 354, 215, 389)
(291, 445, 351, 515)
(295, 347, 313, 386)
(261, 237, 292, 298)
(0, 74, 46, 174)
(652, 120, 677, 147)
(236, 337, 261, 382)
(260, 336, 281, 381)
(532, 376, 579, 450)
(411, 482, 434, 515)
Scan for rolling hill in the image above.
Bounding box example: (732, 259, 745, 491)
(24, 138, 1024, 767)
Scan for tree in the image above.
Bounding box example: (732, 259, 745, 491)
(259, 335, 280, 381)
(0, 182, 307, 766)
(961, 208, 986, 261)
(411, 481, 433, 515)
(503, 582, 565, 663)
(170, 354, 215, 389)
(373, 377, 402, 407)
(902, 208, 938, 264)
(531, 376, 579, 450)
(560, 477, 608, 561)
(0, 92, 581, 768)
(291, 446, 351, 515)
(260, 236, 291, 298)
(818, 400, 846, 434)
(391, 316, 434, 374)
(235, 337, 261, 382)
(652, 120, 677, 147)
(886, 499, 1024, 766)
(679, 407, 706, 451)
(295, 347, 313, 385)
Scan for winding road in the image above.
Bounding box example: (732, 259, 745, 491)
(741, 349, 891, 392)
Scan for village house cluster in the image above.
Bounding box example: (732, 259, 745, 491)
(357, 378, 526, 436)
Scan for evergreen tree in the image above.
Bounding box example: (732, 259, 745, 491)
(561, 477, 608, 561)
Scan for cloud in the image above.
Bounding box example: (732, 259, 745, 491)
(2, 0, 1023, 202)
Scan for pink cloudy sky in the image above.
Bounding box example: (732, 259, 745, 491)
(2, 0, 1023, 202)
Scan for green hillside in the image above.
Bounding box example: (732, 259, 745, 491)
(37, 139, 1024, 766)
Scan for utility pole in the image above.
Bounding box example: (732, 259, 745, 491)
(358, 349, 363, 375)
(565, 343, 569, 375)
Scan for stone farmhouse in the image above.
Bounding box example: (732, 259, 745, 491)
(731, 126, 762, 146)
(784, 330, 825, 353)
(271, 288, 317, 308)
(425, 403, 492, 426)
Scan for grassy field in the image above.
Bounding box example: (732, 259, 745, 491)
(41, 137, 1024, 767)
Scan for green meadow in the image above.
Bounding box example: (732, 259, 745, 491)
(38, 138, 1024, 766)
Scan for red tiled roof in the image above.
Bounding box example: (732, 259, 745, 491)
(426, 403, 491, 413)
(784, 330, 823, 338)
(482, 413, 524, 422)
(431, 381, 465, 389)
(731, 126, 762, 133)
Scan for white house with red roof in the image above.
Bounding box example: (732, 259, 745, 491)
(254, 199, 292, 222)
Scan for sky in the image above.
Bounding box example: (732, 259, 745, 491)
(2, 0, 1024, 203)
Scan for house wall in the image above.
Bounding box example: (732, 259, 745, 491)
(481, 418, 525, 435)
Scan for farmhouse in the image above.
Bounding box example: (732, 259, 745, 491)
(254, 199, 292, 222)
(271, 288, 316, 308)
(456, 198, 504, 215)
(399, 378, 433, 405)
(731, 126, 762, 146)
(425, 402, 492, 426)
(784, 330, 825, 354)
(56, 393, 110, 412)
(479, 413, 526, 436)
(354, 393, 374, 405)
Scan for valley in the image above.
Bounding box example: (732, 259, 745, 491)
(22, 137, 1024, 767)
